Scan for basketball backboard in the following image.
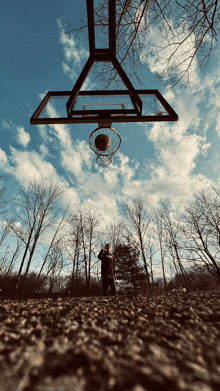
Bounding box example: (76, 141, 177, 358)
(30, 89, 178, 125)
(30, 0, 178, 166)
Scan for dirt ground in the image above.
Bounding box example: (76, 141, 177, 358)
(1, 290, 220, 391)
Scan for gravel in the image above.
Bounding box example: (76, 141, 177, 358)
(1, 290, 220, 391)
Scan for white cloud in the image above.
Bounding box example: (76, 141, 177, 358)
(38, 125, 54, 144)
(142, 120, 212, 209)
(2, 119, 12, 132)
(61, 140, 92, 177)
(215, 113, 220, 137)
(140, 21, 199, 85)
(103, 169, 118, 185)
(121, 178, 145, 202)
(125, 79, 218, 211)
(2, 120, 31, 148)
(57, 19, 96, 91)
(158, 133, 204, 177)
(61, 149, 82, 177)
(4, 147, 80, 211)
(17, 126, 30, 147)
(62, 61, 95, 90)
(61, 186, 79, 209)
(99, 153, 139, 185)
(57, 19, 89, 66)
(45, 104, 72, 148)
(0, 148, 8, 163)
(211, 85, 220, 138)
(62, 62, 76, 81)
(9, 147, 60, 183)
(39, 144, 50, 157)
(201, 142, 211, 156)
(82, 194, 120, 229)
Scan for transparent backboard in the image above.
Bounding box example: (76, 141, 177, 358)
(30, 90, 178, 125)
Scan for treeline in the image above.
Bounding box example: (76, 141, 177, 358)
(0, 176, 220, 298)
(0, 265, 218, 299)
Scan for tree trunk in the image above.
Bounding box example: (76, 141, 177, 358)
(138, 229, 151, 290)
(0, 246, 9, 274)
(15, 230, 34, 290)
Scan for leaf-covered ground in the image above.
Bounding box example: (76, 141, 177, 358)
(1, 290, 220, 391)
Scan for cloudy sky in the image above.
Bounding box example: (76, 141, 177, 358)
(1, 0, 220, 278)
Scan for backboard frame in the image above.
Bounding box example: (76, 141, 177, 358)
(30, 0, 178, 127)
(30, 89, 178, 125)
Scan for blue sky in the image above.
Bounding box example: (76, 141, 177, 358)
(1, 0, 220, 280)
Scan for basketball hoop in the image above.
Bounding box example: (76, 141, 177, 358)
(89, 126, 121, 166)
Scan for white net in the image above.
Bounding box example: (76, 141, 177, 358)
(96, 154, 113, 166)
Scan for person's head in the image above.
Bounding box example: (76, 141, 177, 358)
(105, 243, 113, 252)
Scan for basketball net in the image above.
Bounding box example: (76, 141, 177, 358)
(96, 154, 113, 166)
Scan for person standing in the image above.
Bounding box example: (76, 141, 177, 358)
(98, 244, 117, 296)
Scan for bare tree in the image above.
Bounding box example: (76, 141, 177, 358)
(67, 206, 101, 291)
(0, 175, 8, 216)
(123, 198, 151, 289)
(35, 207, 70, 287)
(0, 239, 22, 294)
(0, 223, 10, 249)
(160, 201, 191, 289)
(63, 0, 220, 88)
(5, 239, 22, 277)
(0, 246, 9, 275)
(105, 218, 125, 251)
(104, 218, 126, 276)
(46, 242, 67, 293)
(68, 208, 88, 289)
(86, 209, 103, 289)
(6, 178, 64, 290)
(181, 189, 220, 281)
(146, 231, 158, 284)
(153, 208, 168, 291)
(66, 214, 82, 289)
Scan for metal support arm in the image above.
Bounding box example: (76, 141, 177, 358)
(66, 0, 143, 118)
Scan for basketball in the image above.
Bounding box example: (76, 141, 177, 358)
(95, 134, 111, 151)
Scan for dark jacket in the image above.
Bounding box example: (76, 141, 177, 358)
(98, 249, 115, 278)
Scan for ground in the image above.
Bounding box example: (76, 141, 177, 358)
(1, 290, 220, 390)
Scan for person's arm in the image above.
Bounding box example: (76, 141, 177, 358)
(98, 249, 106, 260)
